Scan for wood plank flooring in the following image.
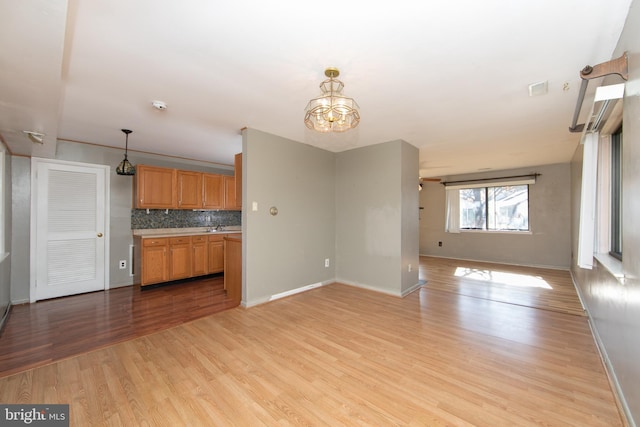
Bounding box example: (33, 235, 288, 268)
(420, 256, 586, 316)
(0, 274, 238, 378)
(0, 257, 625, 426)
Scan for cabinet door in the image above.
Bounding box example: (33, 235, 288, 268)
(136, 165, 177, 208)
(223, 175, 237, 210)
(224, 236, 242, 305)
(234, 153, 242, 208)
(177, 171, 202, 209)
(169, 237, 192, 280)
(141, 239, 168, 286)
(203, 174, 224, 209)
(208, 237, 224, 273)
(192, 236, 208, 276)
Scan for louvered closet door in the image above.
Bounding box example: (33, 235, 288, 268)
(35, 160, 108, 301)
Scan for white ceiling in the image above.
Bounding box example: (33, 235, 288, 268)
(0, 0, 633, 177)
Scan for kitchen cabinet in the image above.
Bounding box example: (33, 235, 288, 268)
(140, 238, 168, 285)
(234, 152, 242, 208)
(223, 175, 237, 210)
(224, 235, 242, 305)
(136, 232, 240, 287)
(177, 170, 203, 209)
(203, 173, 224, 209)
(208, 234, 224, 274)
(169, 236, 192, 280)
(135, 165, 177, 209)
(192, 235, 208, 276)
(134, 164, 239, 210)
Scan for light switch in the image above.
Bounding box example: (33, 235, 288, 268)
(252, 201, 258, 211)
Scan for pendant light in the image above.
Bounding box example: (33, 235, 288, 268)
(116, 129, 135, 176)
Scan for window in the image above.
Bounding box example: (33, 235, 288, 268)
(459, 185, 529, 231)
(610, 125, 622, 260)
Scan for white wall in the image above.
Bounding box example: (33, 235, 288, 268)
(571, 1, 640, 424)
(419, 163, 572, 269)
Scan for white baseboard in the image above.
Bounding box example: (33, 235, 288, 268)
(244, 280, 331, 308)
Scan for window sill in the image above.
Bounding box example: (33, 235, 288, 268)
(594, 252, 624, 280)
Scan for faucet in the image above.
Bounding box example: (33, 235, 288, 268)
(215, 224, 224, 231)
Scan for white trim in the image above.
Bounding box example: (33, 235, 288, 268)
(594, 253, 624, 280)
(577, 132, 599, 269)
(243, 280, 332, 307)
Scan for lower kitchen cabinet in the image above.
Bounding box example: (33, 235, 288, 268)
(192, 235, 208, 276)
(140, 238, 168, 286)
(169, 236, 192, 280)
(135, 232, 241, 286)
(208, 234, 224, 274)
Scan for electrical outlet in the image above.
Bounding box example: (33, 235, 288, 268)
(324, 258, 330, 267)
(119, 260, 127, 269)
(438, 241, 442, 247)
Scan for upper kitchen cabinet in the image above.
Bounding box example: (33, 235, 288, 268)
(203, 173, 224, 209)
(135, 165, 177, 209)
(134, 162, 240, 210)
(177, 170, 203, 209)
(224, 175, 237, 210)
(234, 152, 242, 209)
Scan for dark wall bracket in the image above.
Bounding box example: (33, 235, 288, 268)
(568, 52, 628, 133)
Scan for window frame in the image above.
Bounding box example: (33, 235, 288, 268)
(610, 125, 622, 260)
(459, 184, 531, 233)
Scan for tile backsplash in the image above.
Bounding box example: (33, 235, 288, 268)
(131, 209, 241, 229)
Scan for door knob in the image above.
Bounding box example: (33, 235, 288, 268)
(97, 233, 103, 237)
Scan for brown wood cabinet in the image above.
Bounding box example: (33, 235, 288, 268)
(140, 238, 168, 285)
(234, 152, 242, 208)
(134, 164, 240, 211)
(203, 173, 224, 209)
(169, 236, 192, 280)
(224, 235, 242, 305)
(208, 234, 224, 274)
(136, 232, 240, 286)
(223, 175, 237, 210)
(177, 170, 203, 209)
(135, 165, 177, 209)
(192, 235, 208, 276)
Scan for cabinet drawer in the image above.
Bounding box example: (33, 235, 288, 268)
(192, 235, 207, 243)
(169, 236, 192, 245)
(143, 238, 168, 247)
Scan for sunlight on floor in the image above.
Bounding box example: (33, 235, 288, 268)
(454, 267, 553, 289)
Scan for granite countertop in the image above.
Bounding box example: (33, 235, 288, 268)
(132, 226, 242, 238)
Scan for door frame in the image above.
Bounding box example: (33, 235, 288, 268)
(29, 157, 111, 303)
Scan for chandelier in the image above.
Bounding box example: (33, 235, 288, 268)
(304, 67, 360, 132)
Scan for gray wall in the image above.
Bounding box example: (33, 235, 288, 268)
(242, 130, 420, 305)
(419, 163, 572, 269)
(10, 140, 236, 303)
(335, 140, 419, 296)
(243, 129, 336, 306)
(571, 2, 640, 424)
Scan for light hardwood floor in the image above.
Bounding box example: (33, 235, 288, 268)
(0, 257, 625, 426)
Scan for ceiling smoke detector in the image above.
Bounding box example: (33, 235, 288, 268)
(152, 100, 167, 110)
